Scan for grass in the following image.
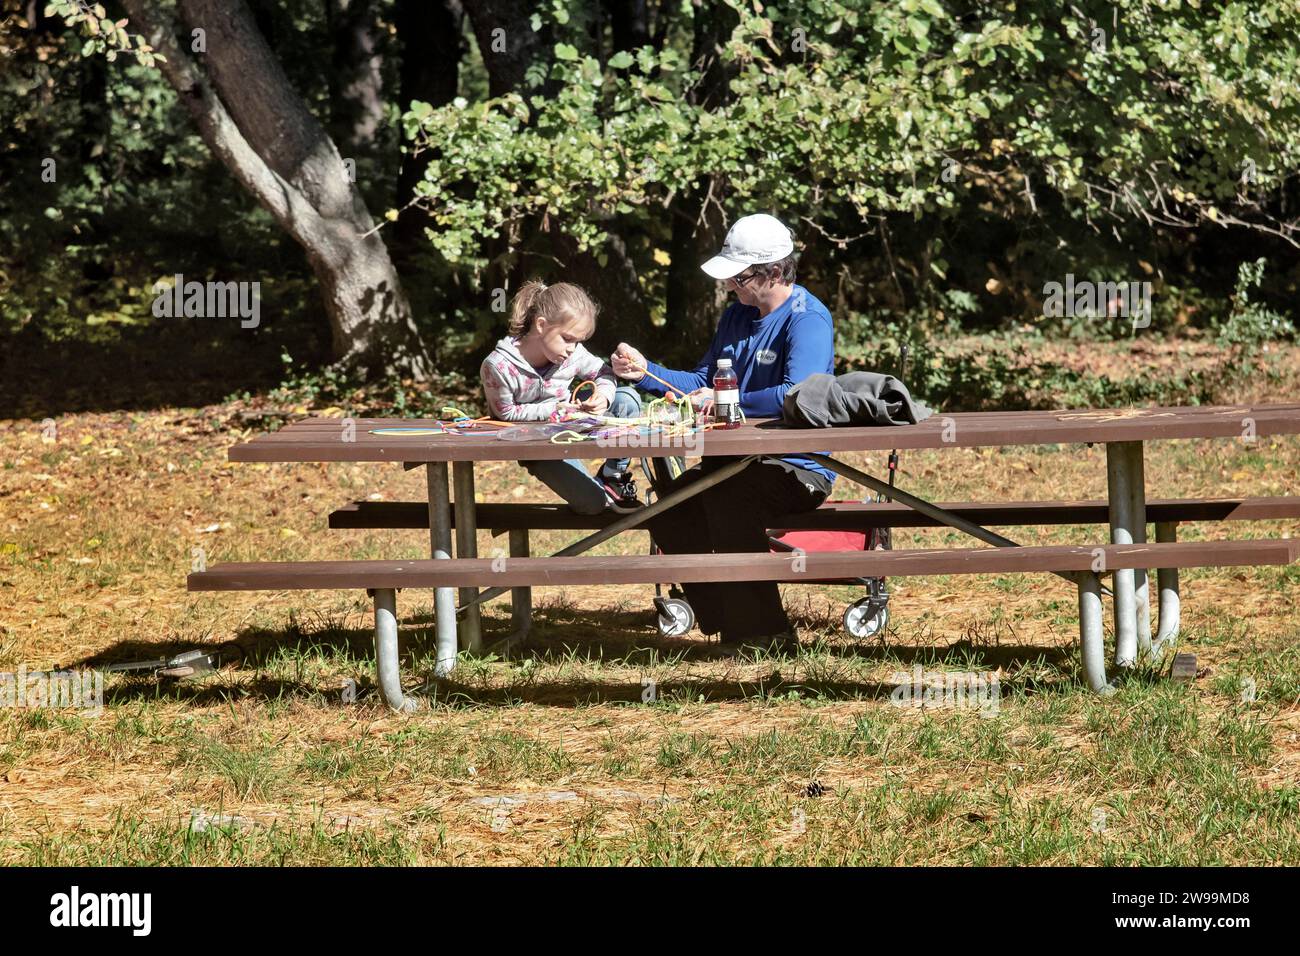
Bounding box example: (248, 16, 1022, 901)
(1, 345, 1299, 864)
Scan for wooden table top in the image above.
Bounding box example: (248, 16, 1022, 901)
(227, 403, 1300, 463)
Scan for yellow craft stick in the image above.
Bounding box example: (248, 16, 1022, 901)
(627, 360, 683, 399)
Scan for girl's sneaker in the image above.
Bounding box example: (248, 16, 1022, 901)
(602, 471, 642, 513)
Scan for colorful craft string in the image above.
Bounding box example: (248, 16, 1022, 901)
(540, 385, 731, 445)
(550, 430, 591, 444)
(645, 391, 695, 425)
(422, 387, 735, 446)
(423, 405, 512, 435)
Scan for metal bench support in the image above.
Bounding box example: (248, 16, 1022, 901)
(509, 527, 532, 633)
(485, 528, 534, 659)
(373, 588, 419, 713)
(805, 453, 1097, 592)
(1109, 441, 1168, 668)
(1077, 572, 1115, 694)
(458, 455, 761, 614)
(1129, 447, 1153, 657)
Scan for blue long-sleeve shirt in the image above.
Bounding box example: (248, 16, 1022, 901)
(641, 284, 836, 485)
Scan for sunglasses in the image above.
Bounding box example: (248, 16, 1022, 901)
(728, 268, 764, 288)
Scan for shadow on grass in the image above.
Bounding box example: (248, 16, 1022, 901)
(74, 605, 1074, 707)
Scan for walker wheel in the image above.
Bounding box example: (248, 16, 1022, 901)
(654, 597, 695, 637)
(843, 598, 889, 639)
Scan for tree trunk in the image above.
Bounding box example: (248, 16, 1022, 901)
(549, 231, 651, 346)
(604, 0, 649, 54)
(460, 0, 550, 98)
(121, 0, 431, 380)
(663, 0, 737, 354)
(326, 0, 386, 159)
(393, 0, 463, 257)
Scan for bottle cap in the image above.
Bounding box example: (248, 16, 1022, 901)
(716, 358, 732, 368)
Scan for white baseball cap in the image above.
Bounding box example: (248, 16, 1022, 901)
(700, 214, 795, 279)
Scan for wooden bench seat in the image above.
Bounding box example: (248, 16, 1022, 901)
(187, 538, 1298, 709)
(327, 496, 1300, 533)
(188, 539, 1299, 591)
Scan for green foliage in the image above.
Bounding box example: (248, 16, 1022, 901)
(5, 0, 1299, 403)
(1213, 257, 1296, 355)
(404, 0, 1300, 297)
(43, 1, 165, 66)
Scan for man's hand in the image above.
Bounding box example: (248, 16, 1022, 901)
(612, 343, 647, 381)
(685, 387, 714, 417)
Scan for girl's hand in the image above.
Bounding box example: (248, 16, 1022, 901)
(576, 392, 610, 414)
(612, 343, 647, 381)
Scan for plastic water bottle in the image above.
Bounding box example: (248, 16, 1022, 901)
(712, 358, 741, 429)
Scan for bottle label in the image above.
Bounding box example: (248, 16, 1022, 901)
(714, 387, 740, 426)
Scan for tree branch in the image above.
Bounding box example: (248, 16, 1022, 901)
(119, 0, 327, 248)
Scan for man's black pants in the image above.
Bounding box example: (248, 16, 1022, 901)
(645, 456, 832, 641)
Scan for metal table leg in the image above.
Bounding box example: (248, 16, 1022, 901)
(453, 461, 483, 653)
(509, 528, 532, 633)
(485, 528, 533, 659)
(1151, 520, 1181, 658)
(427, 462, 458, 678)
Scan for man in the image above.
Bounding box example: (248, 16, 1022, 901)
(612, 213, 835, 650)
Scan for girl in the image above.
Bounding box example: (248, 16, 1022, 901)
(480, 280, 643, 514)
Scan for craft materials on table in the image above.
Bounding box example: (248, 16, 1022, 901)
(366, 397, 723, 446)
(369, 407, 512, 438)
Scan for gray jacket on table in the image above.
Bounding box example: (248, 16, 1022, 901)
(782, 371, 932, 428)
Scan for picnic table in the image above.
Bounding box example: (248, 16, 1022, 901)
(190, 403, 1300, 710)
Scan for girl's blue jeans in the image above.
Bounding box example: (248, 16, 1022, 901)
(522, 386, 642, 514)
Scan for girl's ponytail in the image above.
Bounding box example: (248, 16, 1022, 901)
(508, 280, 548, 336)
